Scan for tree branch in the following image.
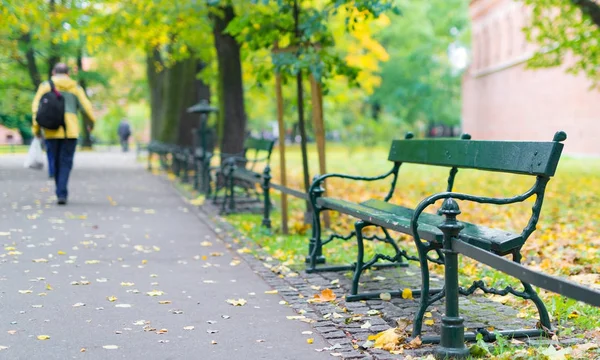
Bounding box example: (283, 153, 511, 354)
(571, 0, 600, 28)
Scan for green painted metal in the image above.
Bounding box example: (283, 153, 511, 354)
(317, 198, 523, 254)
(210, 137, 275, 213)
(307, 181, 326, 266)
(388, 134, 565, 176)
(244, 137, 276, 153)
(262, 165, 272, 229)
(435, 198, 469, 359)
(454, 241, 600, 307)
(349, 220, 411, 297)
(308, 131, 568, 344)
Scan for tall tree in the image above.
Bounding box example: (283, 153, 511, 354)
(370, 0, 469, 127)
(212, 4, 247, 157)
(524, 0, 600, 84)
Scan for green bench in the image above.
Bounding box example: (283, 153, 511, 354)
(210, 137, 275, 214)
(147, 141, 178, 171)
(308, 131, 566, 339)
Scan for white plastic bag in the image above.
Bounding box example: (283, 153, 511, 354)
(24, 137, 44, 170)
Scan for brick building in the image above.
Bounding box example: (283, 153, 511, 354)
(0, 125, 22, 145)
(462, 0, 600, 156)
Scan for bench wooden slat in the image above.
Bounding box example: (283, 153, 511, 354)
(388, 140, 563, 176)
(318, 198, 524, 254)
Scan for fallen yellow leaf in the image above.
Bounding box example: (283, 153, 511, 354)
(147, 290, 164, 296)
(402, 288, 413, 300)
(424, 319, 435, 326)
(379, 292, 392, 301)
(310, 288, 336, 303)
(307, 338, 314, 344)
(226, 298, 247, 306)
(264, 290, 278, 294)
(107, 296, 118, 302)
(372, 328, 406, 351)
(158, 300, 172, 304)
(37, 335, 50, 340)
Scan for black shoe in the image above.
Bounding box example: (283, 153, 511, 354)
(57, 198, 67, 205)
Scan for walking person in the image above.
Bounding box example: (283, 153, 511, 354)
(44, 138, 55, 178)
(32, 63, 96, 205)
(117, 119, 132, 152)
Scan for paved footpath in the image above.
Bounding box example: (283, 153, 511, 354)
(0, 152, 330, 360)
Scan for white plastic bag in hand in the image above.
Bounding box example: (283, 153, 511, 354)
(24, 137, 44, 170)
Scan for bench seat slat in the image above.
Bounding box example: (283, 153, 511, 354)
(318, 198, 524, 254)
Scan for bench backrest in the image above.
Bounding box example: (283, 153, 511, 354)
(388, 133, 566, 177)
(243, 137, 276, 171)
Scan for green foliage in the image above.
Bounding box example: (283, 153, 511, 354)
(94, 102, 149, 144)
(95, 105, 126, 144)
(370, 0, 469, 126)
(523, 0, 600, 84)
(227, 0, 396, 86)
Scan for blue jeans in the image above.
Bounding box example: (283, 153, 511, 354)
(46, 139, 77, 199)
(45, 140, 55, 177)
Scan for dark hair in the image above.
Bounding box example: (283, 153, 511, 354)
(53, 63, 69, 75)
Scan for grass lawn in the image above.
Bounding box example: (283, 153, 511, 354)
(0, 145, 28, 155)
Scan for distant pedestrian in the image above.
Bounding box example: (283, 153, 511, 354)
(118, 119, 132, 152)
(32, 63, 96, 205)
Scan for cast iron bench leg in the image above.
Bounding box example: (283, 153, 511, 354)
(513, 250, 552, 331)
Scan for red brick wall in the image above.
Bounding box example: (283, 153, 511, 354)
(463, 0, 600, 156)
(0, 125, 22, 145)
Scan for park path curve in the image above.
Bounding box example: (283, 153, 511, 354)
(0, 151, 330, 360)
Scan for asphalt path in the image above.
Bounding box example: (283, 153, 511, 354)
(0, 152, 330, 360)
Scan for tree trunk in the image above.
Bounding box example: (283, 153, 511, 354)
(177, 61, 211, 147)
(77, 46, 93, 148)
(19, 33, 41, 89)
(158, 58, 198, 144)
(213, 4, 247, 159)
(147, 47, 164, 141)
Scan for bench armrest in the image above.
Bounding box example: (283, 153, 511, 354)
(409, 180, 543, 244)
(309, 164, 399, 209)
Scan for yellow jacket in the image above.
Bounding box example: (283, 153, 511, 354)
(32, 74, 96, 139)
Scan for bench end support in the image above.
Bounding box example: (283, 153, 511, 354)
(436, 198, 469, 360)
